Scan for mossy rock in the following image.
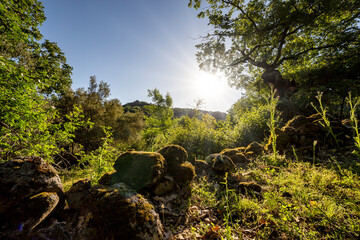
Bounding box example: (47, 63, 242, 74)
(152, 176, 176, 196)
(0, 157, 64, 232)
(113, 151, 166, 191)
(219, 148, 248, 165)
(171, 162, 196, 185)
(158, 144, 189, 167)
(25, 192, 60, 231)
(90, 186, 163, 239)
(219, 148, 240, 157)
(98, 171, 116, 186)
(205, 154, 236, 174)
(194, 159, 211, 177)
(65, 179, 92, 212)
(245, 142, 264, 155)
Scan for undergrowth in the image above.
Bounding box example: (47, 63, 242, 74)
(189, 156, 360, 239)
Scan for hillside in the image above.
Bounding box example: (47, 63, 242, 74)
(123, 100, 227, 121)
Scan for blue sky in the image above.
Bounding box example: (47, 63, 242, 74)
(39, 0, 243, 112)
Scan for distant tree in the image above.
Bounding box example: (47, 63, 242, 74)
(55, 76, 145, 153)
(188, 0, 360, 100)
(143, 89, 174, 144)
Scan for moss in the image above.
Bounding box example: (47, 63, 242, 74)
(112, 151, 165, 191)
(171, 162, 196, 185)
(98, 171, 116, 186)
(90, 187, 160, 239)
(158, 145, 189, 166)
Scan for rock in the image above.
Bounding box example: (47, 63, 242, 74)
(97, 170, 116, 186)
(152, 176, 176, 196)
(158, 144, 189, 167)
(205, 154, 236, 174)
(265, 114, 353, 155)
(171, 162, 196, 185)
(90, 185, 164, 240)
(194, 159, 211, 178)
(65, 179, 92, 212)
(220, 148, 248, 165)
(65, 180, 164, 239)
(245, 142, 264, 155)
(24, 192, 60, 230)
(113, 151, 166, 191)
(0, 157, 64, 232)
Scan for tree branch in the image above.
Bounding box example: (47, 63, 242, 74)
(272, 26, 289, 67)
(221, 0, 258, 31)
(278, 44, 339, 64)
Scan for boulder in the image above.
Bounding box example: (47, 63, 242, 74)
(171, 162, 196, 185)
(245, 142, 264, 155)
(265, 114, 353, 154)
(112, 151, 166, 191)
(97, 170, 116, 186)
(65, 179, 92, 212)
(205, 154, 236, 174)
(220, 148, 248, 165)
(0, 157, 64, 232)
(91, 186, 163, 239)
(66, 179, 164, 240)
(152, 176, 177, 196)
(158, 144, 189, 167)
(194, 159, 210, 176)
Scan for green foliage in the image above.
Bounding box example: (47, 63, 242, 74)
(228, 91, 280, 147)
(189, 158, 360, 239)
(161, 114, 234, 160)
(79, 126, 118, 182)
(55, 76, 145, 153)
(188, 0, 360, 100)
(0, 0, 75, 161)
(143, 89, 174, 147)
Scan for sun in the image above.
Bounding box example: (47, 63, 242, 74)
(191, 71, 227, 105)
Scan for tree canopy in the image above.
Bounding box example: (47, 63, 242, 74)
(0, 0, 74, 159)
(188, 0, 360, 99)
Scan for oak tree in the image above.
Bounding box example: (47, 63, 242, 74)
(188, 0, 360, 99)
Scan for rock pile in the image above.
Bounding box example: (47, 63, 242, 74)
(0, 157, 64, 239)
(0, 144, 244, 239)
(265, 114, 353, 155)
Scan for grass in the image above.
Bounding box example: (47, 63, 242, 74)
(311, 92, 341, 150)
(187, 155, 360, 239)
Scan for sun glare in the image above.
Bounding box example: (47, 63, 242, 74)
(191, 71, 227, 106)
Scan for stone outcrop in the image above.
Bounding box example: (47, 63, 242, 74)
(0, 157, 64, 235)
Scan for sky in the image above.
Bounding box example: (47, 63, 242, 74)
(39, 0, 243, 112)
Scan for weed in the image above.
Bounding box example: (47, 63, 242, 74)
(311, 92, 340, 149)
(347, 92, 360, 155)
(266, 88, 279, 161)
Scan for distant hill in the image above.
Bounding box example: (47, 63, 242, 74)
(173, 108, 227, 121)
(123, 101, 227, 121)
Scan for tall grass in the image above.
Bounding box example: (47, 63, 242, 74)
(347, 92, 360, 155)
(267, 88, 279, 161)
(311, 92, 340, 149)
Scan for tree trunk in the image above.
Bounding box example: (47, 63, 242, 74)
(261, 69, 297, 99)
